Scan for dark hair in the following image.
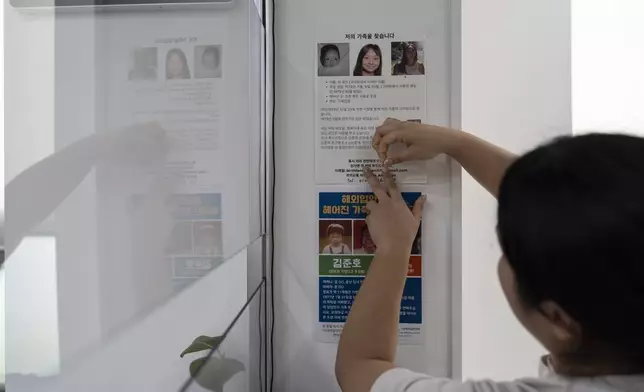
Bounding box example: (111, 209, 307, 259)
(202, 46, 220, 68)
(402, 42, 418, 65)
(327, 223, 345, 236)
(353, 44, 382, 76)
(320, 44, 340, 65)
(166, 48, 191, 79)
(497, 133, 644, 364)
(360, 225, 371, 243)
(411, 228, 421, 255)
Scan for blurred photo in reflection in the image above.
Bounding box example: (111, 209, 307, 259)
(194, 221, 223, 256)
(166, 48, 191, 80)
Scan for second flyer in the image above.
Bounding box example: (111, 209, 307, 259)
(316, 190, 424, 344)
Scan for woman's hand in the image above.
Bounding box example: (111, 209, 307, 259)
(363, 167, 425, 253)
(373, 118, 460, 165)
(96, 122, 168, 167)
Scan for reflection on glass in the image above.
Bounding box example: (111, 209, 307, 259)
(3, 238, 59, 389)
(181, 283, 262, 392)
(4, 241, 260, 392)
(5, 1, 265, 389)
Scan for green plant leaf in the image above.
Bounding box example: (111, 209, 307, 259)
(189, 356, 245, 392)
(180, 335, 224, 358)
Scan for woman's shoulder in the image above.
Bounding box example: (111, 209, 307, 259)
(372, 368, 576, 392)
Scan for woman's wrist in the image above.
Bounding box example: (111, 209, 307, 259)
(375, 242, 413, 260)
(441, 128, 470, 159)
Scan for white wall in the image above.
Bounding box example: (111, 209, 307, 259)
(572, 0, 644, 136)
(459, 0, 572, 380)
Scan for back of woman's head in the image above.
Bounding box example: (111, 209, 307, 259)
(497, 133, 644, 365)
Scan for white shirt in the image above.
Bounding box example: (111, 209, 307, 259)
(371, 359, 644, 392)
(322, 244, 351, 254)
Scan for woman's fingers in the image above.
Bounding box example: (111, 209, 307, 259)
(382, 168, 402, 200)
(373, 118, 403, 161)
(364, 201, 378, 214)
(372, 132, 385, 161)
(364, 167, 388, 201)
(377, 130, 402, 160)
(412, 195, 427, 221)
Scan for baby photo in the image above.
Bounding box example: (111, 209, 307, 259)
(193, 221, 223, 256)
(317, 43, 350, 77)
(128, 47, 158, 81)
(319, 220, 352, 254)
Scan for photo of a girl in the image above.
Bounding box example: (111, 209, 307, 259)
(353, 44, 382, 77)
(392, 41, 425, 76)
(165, 48, 191, 80)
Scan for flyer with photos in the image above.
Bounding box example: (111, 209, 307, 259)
(315, 32, 429, 184)
(316, 191, 424, 344)
(102, 18, 230, 291)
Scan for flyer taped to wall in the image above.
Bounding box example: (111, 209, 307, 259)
(315, 32, 429, 184)
(316, 190, 424, 344)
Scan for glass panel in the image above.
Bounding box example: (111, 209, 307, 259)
(3, 237, 60, 383)
(5, 238, 261, 391)
(246, 0, 266, 295)
(182, 281, 264, 392)
(4, 0, 265, 387)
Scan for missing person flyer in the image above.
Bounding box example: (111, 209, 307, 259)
(98, 18, 230, 294)
(316, 191, 424, 344)
(315, 32, 429, 184)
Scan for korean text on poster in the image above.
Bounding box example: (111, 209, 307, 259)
(316, 192, 424, 344)
(315, 33, 429, 184)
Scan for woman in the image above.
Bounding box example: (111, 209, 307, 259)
(353, 44, 382, 76)
(392, 42, 425, 76)
(166, 48, 191, 80)
(335, 118, 644, 392)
